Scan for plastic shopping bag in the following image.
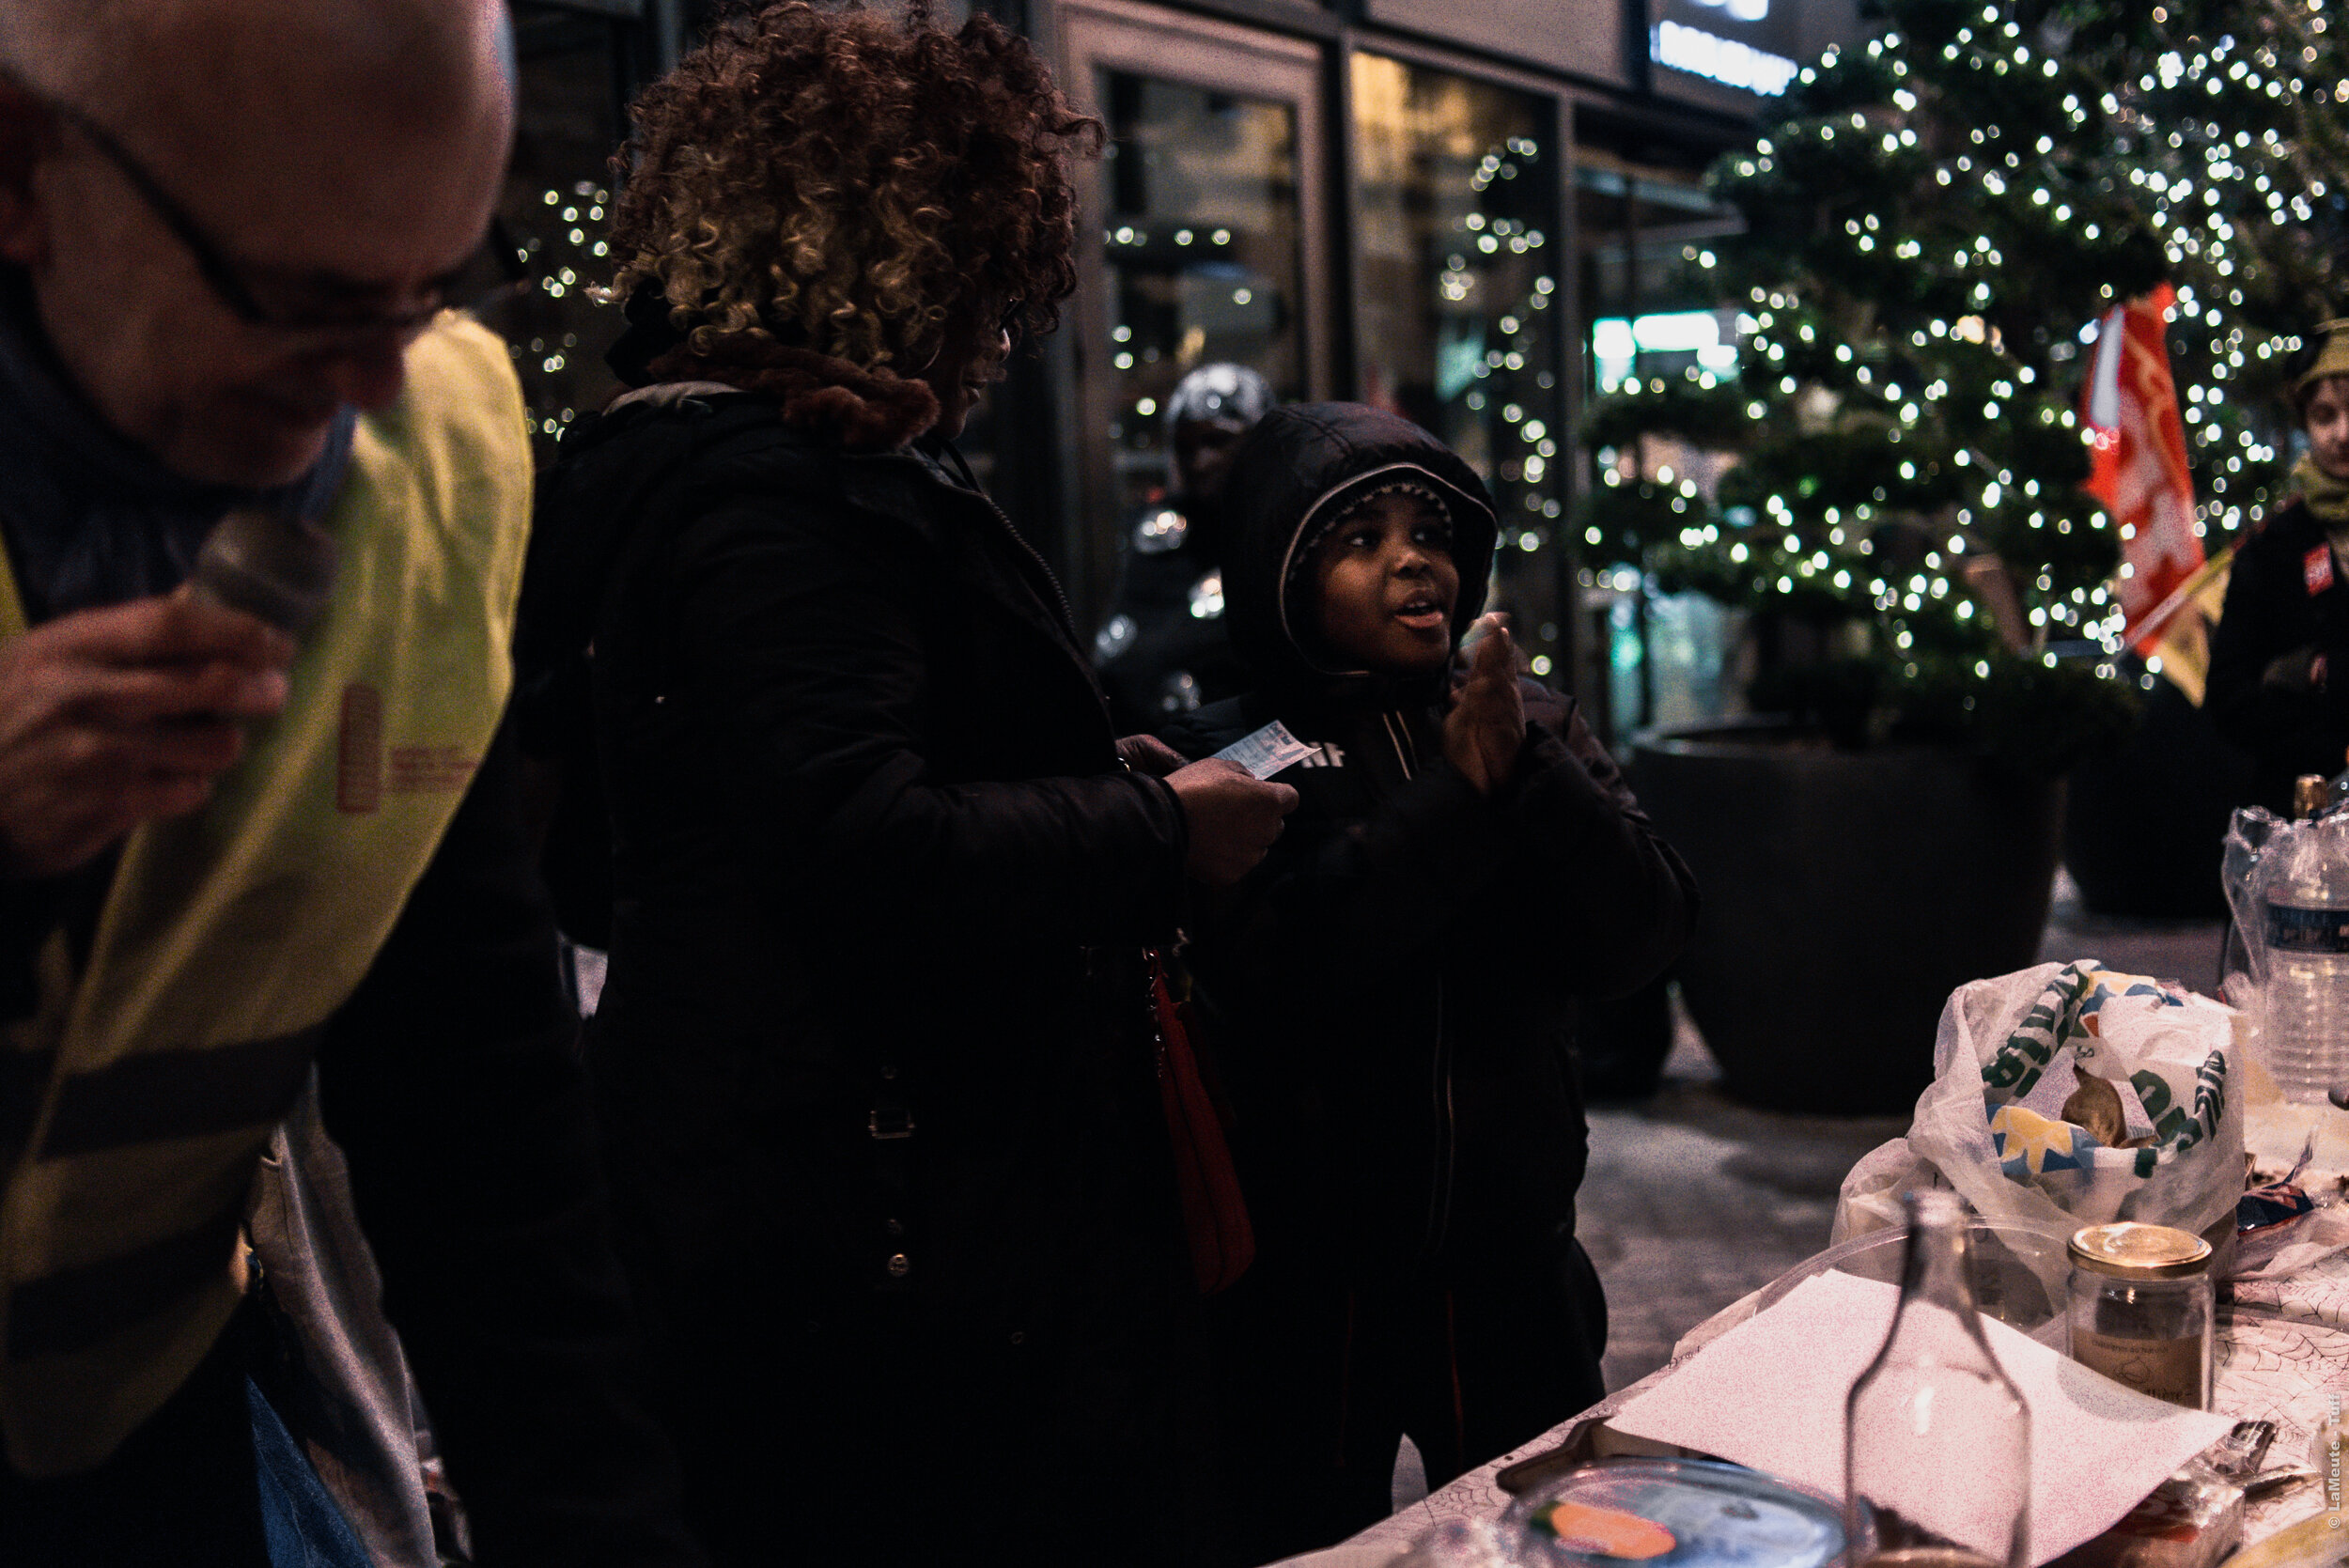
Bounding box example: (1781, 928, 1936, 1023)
(1836, 961, 2241, 1297)
(2221, 806, 2279, 1001)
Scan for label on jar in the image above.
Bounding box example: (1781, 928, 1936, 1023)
(2072, 1327, 2205, 1407)
(2264, 901, 2349, 954)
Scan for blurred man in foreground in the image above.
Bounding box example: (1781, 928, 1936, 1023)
(0, 1, 697, 1562)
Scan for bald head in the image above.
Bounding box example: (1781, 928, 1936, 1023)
(3, 0, 511, 119)
(4, 0, 511, 194)
(0, 0, 515, 483)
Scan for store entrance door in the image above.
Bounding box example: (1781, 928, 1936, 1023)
(1057, 0, 1331, 640)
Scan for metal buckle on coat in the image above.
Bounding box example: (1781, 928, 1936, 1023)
(868, 1106, 916, 1141)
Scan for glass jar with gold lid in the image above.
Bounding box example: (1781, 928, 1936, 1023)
(2065, 1222, 2215, 1409)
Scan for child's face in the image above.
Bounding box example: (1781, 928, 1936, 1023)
(1308, 493, 1460, 676)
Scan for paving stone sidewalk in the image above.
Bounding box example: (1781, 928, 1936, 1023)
(1580, 871, 2232, 1393)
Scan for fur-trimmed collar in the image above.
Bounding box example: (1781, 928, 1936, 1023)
(645, 335, 941, 452)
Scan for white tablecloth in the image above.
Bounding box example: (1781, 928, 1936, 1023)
(1291, 1249, 2349, 1565)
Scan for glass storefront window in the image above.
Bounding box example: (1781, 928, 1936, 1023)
(1575, 156, 1743, 402)
(1097, 70, 1307, 522)
(1573, 148, 1747, 737)
(1351, 54, 1564, 677)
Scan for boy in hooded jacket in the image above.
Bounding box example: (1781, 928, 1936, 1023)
(1161, 404, 1697, 1559)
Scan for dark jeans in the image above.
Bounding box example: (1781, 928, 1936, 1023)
(1208, 1240, 1609, 1565)
(0, 1309, 368, 1568)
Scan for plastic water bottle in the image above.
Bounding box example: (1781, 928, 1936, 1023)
(2261, 776, 2349, 1105)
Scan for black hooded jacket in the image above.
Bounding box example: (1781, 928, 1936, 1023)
(1162, 404, 1697, 1275)
(2206, 496, 2349, 811)
(1092, 490, 1252, 731)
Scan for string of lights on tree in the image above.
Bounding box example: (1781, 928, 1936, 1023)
(1458, 136, 1567, 551)
(511, 180, 614, 442)
(1435, 131, 1568, 675)
(1579, 0, 2349, 772)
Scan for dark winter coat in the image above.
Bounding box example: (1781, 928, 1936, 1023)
(1092, 494, 1252, 730)
(2208, 496, 2349, 811)
(521, 335, 1212, 1563)
(1160, 404, 1698, 1279)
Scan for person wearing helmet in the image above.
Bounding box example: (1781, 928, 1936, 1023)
(1093, 363, 1274, 729)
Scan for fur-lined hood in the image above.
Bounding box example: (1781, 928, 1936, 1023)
(1219, 402, 1498, 710)
(605, 285, 941, 452)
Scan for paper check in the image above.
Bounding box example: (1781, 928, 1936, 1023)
(1212, 720, 1316, 780)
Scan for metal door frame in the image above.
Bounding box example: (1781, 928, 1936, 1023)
(1335, 30, 1584, 704)
(1049, 0, 1335, 629)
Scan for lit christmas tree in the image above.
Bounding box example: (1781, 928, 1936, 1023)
(1580, 0, 2349, 772)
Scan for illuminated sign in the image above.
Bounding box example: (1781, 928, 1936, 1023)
(1651, 17, 1799, 95)
(1593, 311, 1743, 391)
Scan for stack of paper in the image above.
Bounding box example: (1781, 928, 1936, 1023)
(1609, 1271, 2236, 1564)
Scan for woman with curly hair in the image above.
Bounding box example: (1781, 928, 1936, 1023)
(516, 5, 1293, 1562)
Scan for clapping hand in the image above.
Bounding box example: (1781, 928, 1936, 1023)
(1442, 613, 1524, 797)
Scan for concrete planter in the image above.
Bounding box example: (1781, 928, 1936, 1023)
(1627, 723, 2064, 1115)
(2061, 676, 2248, 921)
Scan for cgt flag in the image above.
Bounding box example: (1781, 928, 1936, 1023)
(2110, 548, 2232, 708)
(2080, 284, 2223, 700)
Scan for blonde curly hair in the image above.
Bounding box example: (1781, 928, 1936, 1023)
(602, 1, 1102, 371)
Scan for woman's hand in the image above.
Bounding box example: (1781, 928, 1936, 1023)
(1116, 734, 1188, 775)
(1443, 613, 1525, 797)
(1167, 757, 1298, 887)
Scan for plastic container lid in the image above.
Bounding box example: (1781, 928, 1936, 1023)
(1751, 1218, 2073, 1335)
(1502, 1457, 1851, 1568)
(2067, 1221, 2212, 1280)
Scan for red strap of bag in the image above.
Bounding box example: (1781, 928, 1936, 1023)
(1146, 952, 1254, 1295)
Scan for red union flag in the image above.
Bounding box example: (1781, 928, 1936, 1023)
(2080, 284, 2204, 654)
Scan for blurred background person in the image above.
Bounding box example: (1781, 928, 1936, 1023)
(517, 6, 1293, 1562)
(0, 2, 697, 1565)
(2210, 319, 2349, 812)
(1094, 362, 1273, 729)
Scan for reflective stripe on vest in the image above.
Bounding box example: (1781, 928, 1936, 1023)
(0, 314, 531, 1476)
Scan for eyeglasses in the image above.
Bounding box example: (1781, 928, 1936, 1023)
(39, 91, 503, 337)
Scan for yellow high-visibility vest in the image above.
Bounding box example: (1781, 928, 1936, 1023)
(0, 314, 531, 1476)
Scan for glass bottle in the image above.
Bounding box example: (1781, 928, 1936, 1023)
(1844, 1190, 2030, 1568)
(2296, 773, 2330, 822)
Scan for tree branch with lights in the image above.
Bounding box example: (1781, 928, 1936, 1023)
(1579, 0, 2349, 777)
